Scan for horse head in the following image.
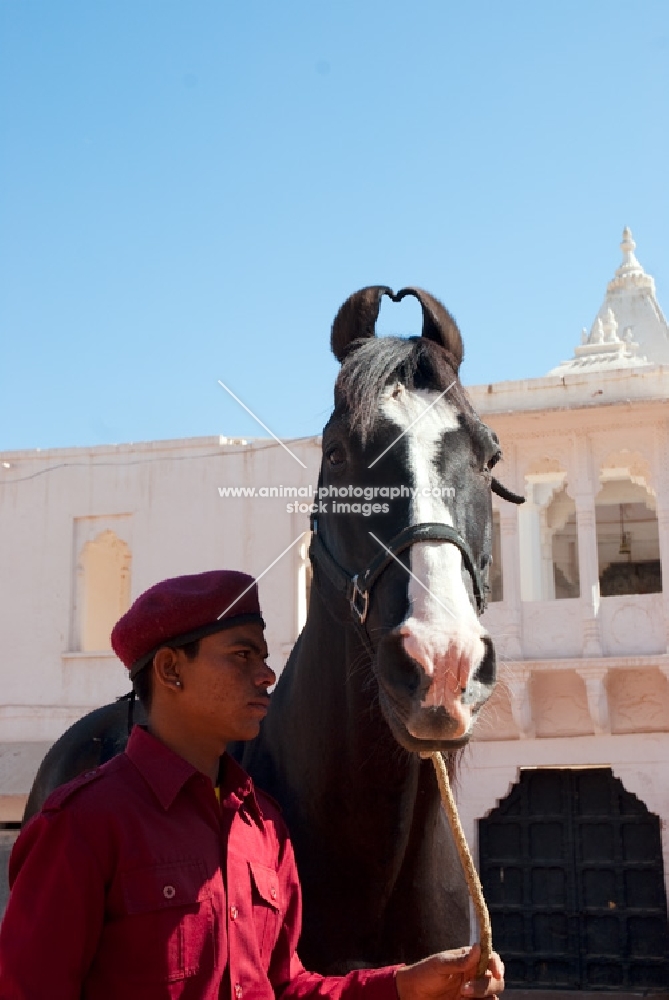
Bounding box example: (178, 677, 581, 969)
(310, 285, 521, 753)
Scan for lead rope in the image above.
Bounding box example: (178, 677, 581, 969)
(429, 751, 493, 978)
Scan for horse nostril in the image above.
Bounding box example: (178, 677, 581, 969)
(398, 656, 422, 696)
(389, 634, 422, 695)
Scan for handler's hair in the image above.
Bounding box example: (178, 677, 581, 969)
(133, 639, 201, 711)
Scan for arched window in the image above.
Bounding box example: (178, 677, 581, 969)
(519, 468, 579, 601)
(76, 531, 131, 651)
(595, 477, 661, 597)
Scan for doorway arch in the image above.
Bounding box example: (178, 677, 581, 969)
(478, 767, 669, 990)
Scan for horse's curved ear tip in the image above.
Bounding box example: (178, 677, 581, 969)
(330, 285, 395, 363)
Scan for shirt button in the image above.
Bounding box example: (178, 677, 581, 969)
(230, 905, 239, 920)
(163, 885, 176, 899)
(235, 985, 243, 999)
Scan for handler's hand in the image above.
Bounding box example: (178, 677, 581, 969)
(395, 944, 504, 1000)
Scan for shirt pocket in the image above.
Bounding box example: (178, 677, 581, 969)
(106, 861, 215, 983)
(248, 860, 282, 965)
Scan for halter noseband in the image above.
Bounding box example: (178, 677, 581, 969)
(309, 519, 488, 632)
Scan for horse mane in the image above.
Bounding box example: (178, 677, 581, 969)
(334, 336, 474, 444)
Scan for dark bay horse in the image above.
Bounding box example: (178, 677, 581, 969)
(23, 286, 521, 974)
(238, 286, 514, 971)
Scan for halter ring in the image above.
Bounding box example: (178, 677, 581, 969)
(350, 576, 370, 624)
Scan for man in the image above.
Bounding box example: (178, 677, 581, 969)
(0, 570, 504, 1000)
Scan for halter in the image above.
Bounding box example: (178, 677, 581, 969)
(309, 517, 488, 638)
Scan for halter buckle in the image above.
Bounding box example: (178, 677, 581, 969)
(350, 576, 369, 624)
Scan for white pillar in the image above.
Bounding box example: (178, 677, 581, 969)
(655, 507, 669, 651)
(518, 496, 544, 602)
(575, 494, 602, 656)
(498, 507, 523, 658)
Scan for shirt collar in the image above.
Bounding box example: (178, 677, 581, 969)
(125, 725, 264, 824)
(218, 753, 265, 828)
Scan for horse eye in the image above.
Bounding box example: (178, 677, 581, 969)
(486, 451, 502, 472)
(327, 446, 346, 467)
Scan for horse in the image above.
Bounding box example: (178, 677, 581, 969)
(23, 285, 522, 974)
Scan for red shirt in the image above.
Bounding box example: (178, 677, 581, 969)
(0, 727, 398, 1000)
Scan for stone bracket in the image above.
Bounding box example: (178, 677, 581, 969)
(575, 665, 610, 735)
(507, 667, 535, 739)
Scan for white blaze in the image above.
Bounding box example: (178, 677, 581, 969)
(379, 384, 487, 738)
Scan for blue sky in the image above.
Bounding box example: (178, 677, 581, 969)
(1, 0, 668, 450)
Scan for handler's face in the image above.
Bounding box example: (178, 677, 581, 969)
(177, 623, 275, 744)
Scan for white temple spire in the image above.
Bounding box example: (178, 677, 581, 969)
(548, 227, 669, 375)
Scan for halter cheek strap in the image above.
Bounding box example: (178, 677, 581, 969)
(309, 518, 488, 632)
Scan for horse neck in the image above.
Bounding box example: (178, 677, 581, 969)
(278, 582, 423, 812)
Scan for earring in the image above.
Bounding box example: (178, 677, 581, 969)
(175, 680, 182, 688)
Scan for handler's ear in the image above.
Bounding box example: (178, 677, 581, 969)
(153, 647, 184, 693)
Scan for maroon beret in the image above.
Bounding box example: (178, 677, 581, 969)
(111, 570, 264, 679)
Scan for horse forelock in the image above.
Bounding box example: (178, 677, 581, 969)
(333, 337, 472, 445)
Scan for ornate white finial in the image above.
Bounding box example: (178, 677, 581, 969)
(581, 327, 588, 345)
(621, 226, 636, 255)
(608, 224, 653, 293)
(592, 318, 605, 344)
(618, 226, 641, 274)
(603, 307, 619, 342)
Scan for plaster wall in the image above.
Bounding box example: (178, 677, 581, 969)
(0, 435, 321, 816)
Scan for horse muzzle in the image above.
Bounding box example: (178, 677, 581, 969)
(376, 631, 496, 749)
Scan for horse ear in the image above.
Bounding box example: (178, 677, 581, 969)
(394, 287, 463, 371)
(331, 286, 394, 363)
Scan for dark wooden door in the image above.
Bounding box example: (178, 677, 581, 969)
(479, 767, 669, 990)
